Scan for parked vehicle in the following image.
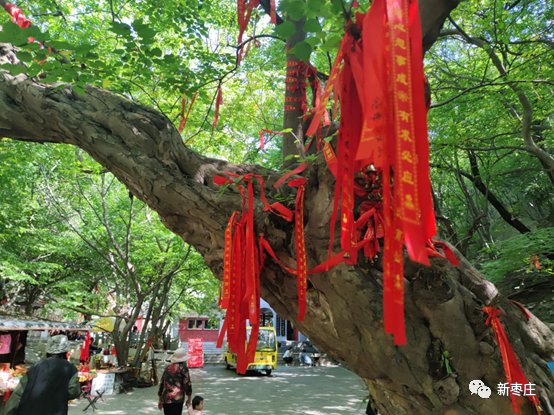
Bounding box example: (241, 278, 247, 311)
(224, 327, 277, 376)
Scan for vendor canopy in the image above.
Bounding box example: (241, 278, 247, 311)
(0, 315, 89, 331)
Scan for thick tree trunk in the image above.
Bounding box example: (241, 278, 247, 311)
(0, 0, 553, 412)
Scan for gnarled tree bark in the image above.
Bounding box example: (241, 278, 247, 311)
(0, 0, 553, 413)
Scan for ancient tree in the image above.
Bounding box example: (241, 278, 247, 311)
(0, 0, 553, 413)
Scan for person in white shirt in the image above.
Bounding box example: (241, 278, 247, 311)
(282, 347, 293, 365)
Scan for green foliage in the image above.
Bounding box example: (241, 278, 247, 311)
(0, 140, 218, 317)
(0, 0, 552, 317)
(480, 227, 554, 283)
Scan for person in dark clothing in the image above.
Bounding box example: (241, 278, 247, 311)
(158, 348, 192, 415)
(5, 334, 80, 415)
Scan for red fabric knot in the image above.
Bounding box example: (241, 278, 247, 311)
(483, 306, 501, 326)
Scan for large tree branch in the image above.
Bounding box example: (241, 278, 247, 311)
(1, 0, 553, 410)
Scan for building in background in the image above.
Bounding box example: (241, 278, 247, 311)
(176, 300, 307, 354)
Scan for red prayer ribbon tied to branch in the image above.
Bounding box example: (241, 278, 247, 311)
(304, 0, 444, 345)
(220, 0, 459, 352)
(259, 129, 284, 151)
(215, 167, 307, 374)
(213, 85, 224, 128)
(2, 3, 31, 28)
(178, 92, 197, 133)
(483, 306, 542, 414)
(236, 0, 276, 63)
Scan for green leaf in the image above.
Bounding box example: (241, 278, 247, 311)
(304, 19, 322, 33)
(110, 22, 132, 36)
(0, 64, 27, 75)
(290, 41, 312, 62)
(275, 21, 296, 38)
(0, 22, 28, 45)
(282, 0, 306, 20)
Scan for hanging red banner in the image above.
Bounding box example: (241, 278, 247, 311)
(289, 178, 307, 320)
(220, 211, 239, 309)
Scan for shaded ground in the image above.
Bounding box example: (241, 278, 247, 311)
(69, 365, 368, 414)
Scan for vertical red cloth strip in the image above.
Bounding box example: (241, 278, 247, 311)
(306, 39, 345, 137)
(3, 3, 32, 28)
(79, 332, 91, 362)
(386, 0, 429, 266)
(483, 306, 541, 414)
(337, 50, 361, 263)
(289, 178, 307, 320)
(213, 86, 223, 128)
(178, 92, 197, 133)
(269, 0, 276, 23)
(357, 0, 386, 166)
(408, 0, 436, 245)
(221, 211, 239, 309)
(383, 217, 406, 345)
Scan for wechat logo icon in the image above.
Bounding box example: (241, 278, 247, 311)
(469, 380, 492, 399)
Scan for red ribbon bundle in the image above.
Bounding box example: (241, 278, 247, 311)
(215, 177, 259, 374)
(305, 0, 439, 345)
(2, 3, 31, 28)
(215, 169, 308, 373)
(483, 306, 541, 414)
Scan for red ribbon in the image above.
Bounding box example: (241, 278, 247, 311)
(3, 3, 31, 28)
(289, 177, 307, 320)
(483, 306, 541, 414)
(220, 212, 239, 309)
(178, 92, 197, 133)
(259, 129, 284, 151)
(269, 0, 276, 24)
(426, 240, 459, 266)
(236, 0, 260, 64)
(213, 86, 223, 128)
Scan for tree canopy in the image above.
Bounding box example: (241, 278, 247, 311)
(0, 0, 553, 413)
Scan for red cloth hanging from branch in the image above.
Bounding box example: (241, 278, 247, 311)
(288, 177, 307, 320)
(483, 306, 541, 415)
(303, 0, 442, 345)
(2, 3, 32, 28)
(213, 86, 223, 128)
(178, 92, 197, 133)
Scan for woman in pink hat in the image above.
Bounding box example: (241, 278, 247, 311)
(158, 349, 192, 414)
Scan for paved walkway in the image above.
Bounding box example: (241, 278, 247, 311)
(69, 365, 368, 414)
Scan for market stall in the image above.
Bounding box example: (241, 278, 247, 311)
(0, 314, 90, 408)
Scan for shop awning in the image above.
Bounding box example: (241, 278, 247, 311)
(0, 315, 90, 331)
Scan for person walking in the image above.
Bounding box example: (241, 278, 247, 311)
(5, 334, 80, 415)
(158, 348, 192, 414)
